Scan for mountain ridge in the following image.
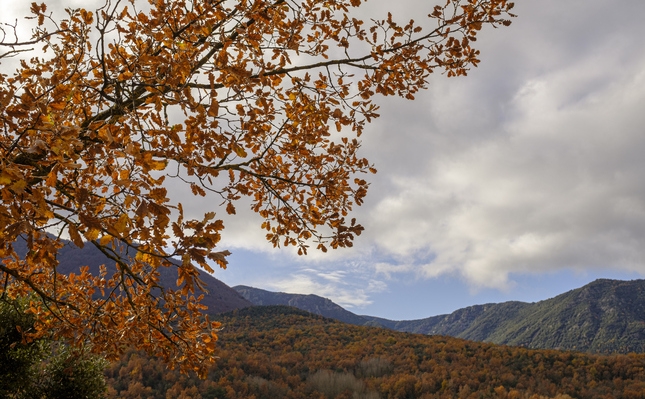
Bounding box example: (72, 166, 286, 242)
(10, 237, 645, 353)
(235, 278, 645, 354)
(233, 285, 368, 325)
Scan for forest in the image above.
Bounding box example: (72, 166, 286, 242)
(105, 306, 645, 399)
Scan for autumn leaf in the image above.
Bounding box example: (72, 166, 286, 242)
(231, 143, 247, 158)
(99, 234, 113, 246)
(49, 101, 67, 110)
(207, 99, 219, 117)
(0, 173, 12, 185)
(68, 223, 85, 248)
(226, 202, 236, 215)
(148, 159, 167, 171)
(208, 250, 232, 270)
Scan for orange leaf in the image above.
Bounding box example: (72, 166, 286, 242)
(207, 100, 219, 117)
(49, 101, 67, 110)
(68, 223, 85, 248)
(226, 202, 236, 215)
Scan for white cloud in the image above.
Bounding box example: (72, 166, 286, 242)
(364, 27, 645, 288)
(261, 268, 385, 309)
(214, 0, 645, 295)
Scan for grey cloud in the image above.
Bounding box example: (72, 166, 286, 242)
(208, 0, 645, 293)
(346, 0, 645, 289)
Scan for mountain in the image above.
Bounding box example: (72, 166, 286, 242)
(237, 279, 645, 354)
(233, 285, 369, 325)
(12, 236, 645, 353)
(364, 278, 645, 354)
(11, 237, 252, 314)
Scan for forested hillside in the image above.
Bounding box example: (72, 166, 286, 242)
(363, 279, 645, 354)
(234, 285, 368, 325)
(105, 306, 645, 398)
(238, 280, 645, 354)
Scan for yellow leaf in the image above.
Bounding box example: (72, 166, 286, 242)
(0, 173, 12, 185)
(114, 213, 129, 234)
(148, 159, 167, 171)
(99, 234, 113, 246)
(10, 179, 27, 193)
(84, 228, 100, 241)
(40, 114, 53, 125)
(232, 143, 247, 158)
(140, 152, 167, 171)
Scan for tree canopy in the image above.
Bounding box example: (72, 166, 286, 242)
(0, 0, 514, 375)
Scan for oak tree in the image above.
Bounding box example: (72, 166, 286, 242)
(0, 0, 514, 375)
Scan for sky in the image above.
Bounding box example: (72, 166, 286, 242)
(4, 0, 645, 320)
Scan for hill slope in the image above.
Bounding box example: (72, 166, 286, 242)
(364, 279, 645, 354)
(105, 305, 645, 399)
(233, 285, 369, 325)
(238, 279, 645, 354)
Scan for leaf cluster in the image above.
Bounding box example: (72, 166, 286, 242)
(1, 0, 514, 373)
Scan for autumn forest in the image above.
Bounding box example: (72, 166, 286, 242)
(105, 306, 645, 399)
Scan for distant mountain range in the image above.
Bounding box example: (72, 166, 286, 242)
(234, 279, 645, 354)
(233, 285, 367, 325)
(11, 237, 645, 353)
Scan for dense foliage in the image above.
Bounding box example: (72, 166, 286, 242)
(105, 306, 645, 398)
(0, 297, 108, 399)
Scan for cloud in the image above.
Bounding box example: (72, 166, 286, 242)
(361, 2, 645, 289)
(202, 0, 645, 295)
(260, 264, 387, 309)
